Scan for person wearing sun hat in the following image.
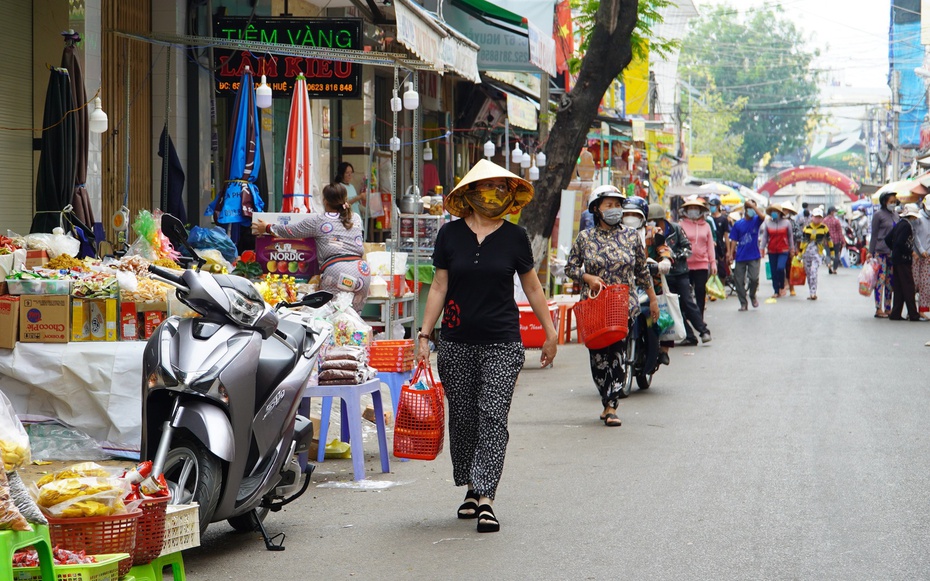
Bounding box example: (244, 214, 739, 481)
(760, 203, 795, 298)
(415, 159, 557, 534)
(885, 203, 921, 320)
(679, 196, 716, 315)
(780, 201, 802, 296)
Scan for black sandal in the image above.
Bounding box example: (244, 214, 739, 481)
(476, 504, 500, 533)
(603, 413, 622, 427)
(457, 490, 480, 519)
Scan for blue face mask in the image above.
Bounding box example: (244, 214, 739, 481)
(770, 212, 779, 221)
(746, 209, 757, 218)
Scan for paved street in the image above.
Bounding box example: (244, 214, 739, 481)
(184, 267, 930, 580)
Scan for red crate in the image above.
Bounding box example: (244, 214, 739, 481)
(517, 302, 558, 348)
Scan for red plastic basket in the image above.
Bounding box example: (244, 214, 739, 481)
(47, 509, 141, 578)
(572, 284, 630, 349)
(393, 362, 445, 460)
(132, 496, 170, 565)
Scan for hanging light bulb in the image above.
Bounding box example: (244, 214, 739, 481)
(536, 151, 547, 167)
(423, 143, 433, 161)
(89, 97, 108, 133)
(255, 75, 273, 109)
(390, 137, 401, 151)
(403, 81, 419, 110)
(529, 163, 540, 181)
(521, 151, 531, 169)
(511, 143, 523, 165)
(390, 89, 402, 113)
(484, 139, 495, 159)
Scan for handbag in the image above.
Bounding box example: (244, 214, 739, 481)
(789, 255, 806, 287)
(657, 275, 686, 342)
(705, 274, 727, 301)
(393, 361, 445, 460)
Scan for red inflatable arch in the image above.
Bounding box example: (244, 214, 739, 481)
(757, 166, 859, 201)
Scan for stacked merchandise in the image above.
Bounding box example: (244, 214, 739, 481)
(317, 345, 372, 386)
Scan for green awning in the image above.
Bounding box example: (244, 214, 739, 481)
(450, 0, 528, 36)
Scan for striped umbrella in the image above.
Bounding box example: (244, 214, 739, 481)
(282, 74, 315, 212)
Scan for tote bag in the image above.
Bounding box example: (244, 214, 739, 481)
(657, 275, 686, 341)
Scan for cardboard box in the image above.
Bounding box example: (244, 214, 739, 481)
(24, 250, 48, 269)
(71, 298, 90, 341)
(88, 298, 118, 341)
(120, 301, 139, 341)
(136, 301, 168, 340)
(254, 236, 319, 277)
(252, 212, 315, 229)
(20, 295, 70, 343)
(0, 296, 20, 349)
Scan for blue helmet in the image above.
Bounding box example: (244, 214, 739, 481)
(622, 196, 649, 219)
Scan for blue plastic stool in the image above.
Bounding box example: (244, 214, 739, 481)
(304, 377, 390, 481)
(377, 369, 414, 417)
(1, 526, 55, 581)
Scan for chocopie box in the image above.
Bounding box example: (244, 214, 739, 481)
(0, 296, 19, 349)
(20, 295, 70, 343)
(254, 237, 320, 278)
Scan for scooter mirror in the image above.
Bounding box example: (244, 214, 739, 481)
(161, 214, 205, 270)
(300, 291, 333, 309)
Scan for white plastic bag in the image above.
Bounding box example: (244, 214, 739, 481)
(0, 391, 30, 472)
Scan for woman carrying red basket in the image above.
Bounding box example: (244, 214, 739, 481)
(566, 186, 659, 427)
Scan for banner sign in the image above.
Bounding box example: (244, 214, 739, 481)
(213, 17, 362, 99)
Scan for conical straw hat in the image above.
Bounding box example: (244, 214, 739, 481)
(445, 159, 534, 218)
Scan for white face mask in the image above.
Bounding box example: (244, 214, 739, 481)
(622, 215, 645, 229)
(684, 208, 702, 220)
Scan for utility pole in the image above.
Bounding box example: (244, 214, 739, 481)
(891, 70, 901, 181)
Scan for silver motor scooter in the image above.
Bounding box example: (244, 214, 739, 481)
(142, 214, 332, 550)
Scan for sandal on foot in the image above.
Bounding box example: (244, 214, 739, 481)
(476, 504, 500, 533)
(603, 413, 622, 427)
(457, 490, 480, 519)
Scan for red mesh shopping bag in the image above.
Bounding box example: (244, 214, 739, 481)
(572, 284, 630, 349)
(393, 361, 445, 460)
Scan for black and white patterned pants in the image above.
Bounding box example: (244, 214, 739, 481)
(437, 339, 525, 501)
(589, 340, 626, 409)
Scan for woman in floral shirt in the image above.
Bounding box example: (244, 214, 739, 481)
(567, 186, 659, 427)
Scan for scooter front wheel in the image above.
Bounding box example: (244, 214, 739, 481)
(163, 434, 222, 536)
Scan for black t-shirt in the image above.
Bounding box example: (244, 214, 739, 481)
(712, 213, 730, 258)
(432, 219, 534, 344)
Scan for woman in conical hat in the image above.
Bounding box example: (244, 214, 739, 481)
(416, 159, 556, 534)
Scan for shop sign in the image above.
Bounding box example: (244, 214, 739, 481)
(213, 17, 362, 99)
(528, 21, 556, 77)
(507, 93, 538, 131)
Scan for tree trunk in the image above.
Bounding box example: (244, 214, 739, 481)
(518, 0, 639, 266)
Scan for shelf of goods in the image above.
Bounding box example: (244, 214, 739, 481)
(395, 213, 444, 336)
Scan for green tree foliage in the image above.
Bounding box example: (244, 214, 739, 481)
(570, 0, 679, 72)
(688, 77, 755, 185)
(680, 4, 820, 169)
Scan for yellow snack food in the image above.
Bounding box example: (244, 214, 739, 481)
(37, 478, 114, 508)
(35, 462, 113, 488)
(0, 440, 29, 473)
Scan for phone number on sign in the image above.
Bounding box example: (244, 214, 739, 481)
(306, 83, 354, 92)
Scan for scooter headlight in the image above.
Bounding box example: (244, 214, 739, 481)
(224, 287, 264, 326)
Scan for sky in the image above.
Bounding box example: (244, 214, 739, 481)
(697, 0, 891, 90)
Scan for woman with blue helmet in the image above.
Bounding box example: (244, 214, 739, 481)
(566, 186, 660, 427)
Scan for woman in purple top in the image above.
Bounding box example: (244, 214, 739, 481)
(252, 183, 371, 312)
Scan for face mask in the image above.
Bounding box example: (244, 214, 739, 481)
(770, 212, 779, 221)
(601, 208, 623, 226)
(622, 215, 644, 229)
(746, 209, 757, 218)
(647, 220, 656, 228)
(685, 209, 701, 220)
(886, 203, 896, 211)
(465, 186, 514, 219)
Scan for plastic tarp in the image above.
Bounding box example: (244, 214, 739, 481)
(0, 342, 146, 451)
(890, 20, 925, 148)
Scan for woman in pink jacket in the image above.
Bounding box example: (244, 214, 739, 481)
(679, 197, 717, 315)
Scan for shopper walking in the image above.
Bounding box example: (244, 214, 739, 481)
(253, 183, 371, 311)
(868, 192, 898, 318)
(760, 204, 794, 298)
(799, 207, 833, 300)
(823, 206, 845, 274)
(679, 197, 716, 315)
(781, 201, 802, 296)
(709, 197, 731, 283)
(728, 199, 765, 311)
(415, 159, 556, 534)
(567, 187, 659, 427)
(886, 204, 921, 321)
(648, 203, 712, 345)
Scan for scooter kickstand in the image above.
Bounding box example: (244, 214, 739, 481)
(255, 510, 286, 551)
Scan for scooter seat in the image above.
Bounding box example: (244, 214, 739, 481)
(256, 319, 307, 402)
